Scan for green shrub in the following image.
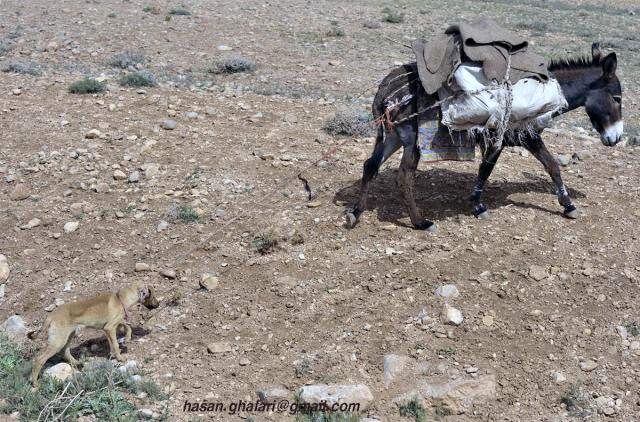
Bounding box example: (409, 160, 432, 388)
(119, 71, 157, 87)
(109, 51, 145, 69)
(0, 334, 168, 420)
(68, 78, 105, 94)
(253, 232, 278, 254)
(398, 397, 426, 422)
(177, 205, 200, 223)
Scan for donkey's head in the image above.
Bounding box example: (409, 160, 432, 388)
(584, 43, 623, 146)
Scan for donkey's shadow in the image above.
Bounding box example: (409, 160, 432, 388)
(334, 167, 586, 225)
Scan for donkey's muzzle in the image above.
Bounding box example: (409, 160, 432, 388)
(601, 121, 623, 146)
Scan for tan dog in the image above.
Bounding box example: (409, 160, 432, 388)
(30, 283, 159, 385)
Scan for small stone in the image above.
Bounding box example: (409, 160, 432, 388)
(257, 385, 291, 403)
(135, 262, 151, 272)
(160, 269, 176, 279)
(435, 284, 459, 298)
(21, 218, 41, 230)
(138, 408, 154, 420)
(128, 171, 140, 183)
(529, 265, 548, 281)
(556, 154, 572, 166)
(553, 372, 566, 384)
(9, 183, 30, 201)
(156, 220, 169, 232)
(200, 274, 219, 290)
(185, 111, 198, 119)
(113, 170, 127, 180)
(0, 254, 9, 283)
(44, 363, 76, 382)
(94, 182, 110, 193)
(85, 129, 103, 139)
(161, 119, 177, 130)
(63, 221, 79, 233)
(482, 315, 494, 326)
(307, 201, 322, 208)
(580, 359, 599, 372)
(442, 303, 463, 326)
(12, 88, 21, 96)
(217, 45, 233, 51)
(239, 357, 251, 366)
(616, 325, 628, 339)
(207, 341, 232, 354)
(63, 280, 72, 291)
(466, 366, 479, 374)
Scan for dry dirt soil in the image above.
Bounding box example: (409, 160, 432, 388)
(1, 0, 639, 421)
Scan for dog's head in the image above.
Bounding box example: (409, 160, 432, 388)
(138, 285, 159, 309)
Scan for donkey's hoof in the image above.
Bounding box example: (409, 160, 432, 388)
(415, 220, 437, 232)
(563, 205, 579, 219)
(473, 204, 489, 218)
(345, 212, 358, 229)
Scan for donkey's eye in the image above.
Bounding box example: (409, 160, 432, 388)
(612, 95, 622, 104)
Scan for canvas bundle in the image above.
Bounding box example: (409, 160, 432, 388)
(438, 64, 568, 131)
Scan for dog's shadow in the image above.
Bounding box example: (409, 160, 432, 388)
(65, 326, 152, 360)
(334, 167, 585, 223)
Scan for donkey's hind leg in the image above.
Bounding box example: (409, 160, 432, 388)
(524, 135, 578, 219)
(397, 139, 435, 231)
(346, 127, 401, 228)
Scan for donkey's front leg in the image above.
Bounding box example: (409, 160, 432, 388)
(397, 143, 435, 231)
(469, 145, 503, 219)
(525, 136, 578, 219)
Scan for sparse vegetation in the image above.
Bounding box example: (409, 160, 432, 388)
(515, 20, 549, 34)
(294, 358, 313, 377)
(398, 397, 426, 422)
(253, 231, 279, 254)
(323, 108, 374, 137)
(143, 5, 161, 14)
(0, 41, 13, 55)
(0, 334, 167, 420)
(295, 412, 360, 422)
(109, 50, 145, 69)
(177, 205, 200, 223)
(1, 60, 42, 76)
(209, 56, 256, 74)
(290, 229, 305, 245)
(169, 6, 191, 16)
(68, 77, 106, 94)
(624, 321, 640, 337)
(560, 384, 591, 416)
(119, 71, 157, 87)
(325, 20, 345, 37)
(382, 6, 405, 23)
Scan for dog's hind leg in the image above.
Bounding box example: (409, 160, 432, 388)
(30, 327, 71, 385)
(346, 126, 401, 228)
(63, 331, 79, 367)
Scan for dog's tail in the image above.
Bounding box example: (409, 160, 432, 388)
(27, 315, 52, 341)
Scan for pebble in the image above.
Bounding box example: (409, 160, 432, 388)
(466, 366, 479, 374)
(442, 303, 464, 325)
(9, 183, 30, 201)
(156, 220, 169, 232)
(482, 315, 494, 326)
(0, 254, 9, 283)
(200, 274, 219, 290)
(580, 359, 599, 372)
(128, 171, 140, 183)
(135, 262, 151, 272)
(185, 111, 198, 119)
(160, 269, 176, 279)
(161, 119, 177, 130)
(435, 284, 459, 298)
(138, 409, 154, 420)
(207, 341, 232, 354)
(85, 129, 103, 139)
(553, 371, 566, 383)
(63, 280, 72, 291)
(64, 221, 79, 233)
(113, 170, 127, 180)
(257, 385, 291, 403)
(217, 45, 233, 51)
(529, 265, 548, 281)
(239, 357, 251, 366)
(21, 218, 41, 230)
(556, 154, 572, 166)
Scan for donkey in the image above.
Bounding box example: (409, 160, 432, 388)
(346, 43, 623, 231)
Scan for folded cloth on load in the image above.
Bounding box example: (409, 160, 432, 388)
(413, 18, 549, 95)
(438, 64, 567, 131)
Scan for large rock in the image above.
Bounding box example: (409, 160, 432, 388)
(0, 254, 9, 282)
(297, 384, 373, 410)
(0, 315, 27, 340)
(44, 363, 76, 382)
(397, 375, 497, 415)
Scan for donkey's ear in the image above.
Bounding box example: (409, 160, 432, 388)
(591, 42, 602, 62)
(602, 52, 617, 79)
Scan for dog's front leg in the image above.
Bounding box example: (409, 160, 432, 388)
(104, 323, 125, 362)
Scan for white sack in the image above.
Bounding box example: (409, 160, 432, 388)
(439, 64, 567, 131)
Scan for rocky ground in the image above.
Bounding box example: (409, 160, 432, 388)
(1, 0, 639, 421)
